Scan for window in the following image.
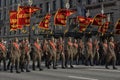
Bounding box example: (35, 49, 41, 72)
(87, 0, 91, 4)
(0, 0, 1, 7)
(60, 0, 64, 8)
(4, 10, 6, 20)
(53, 1, 56, 11)
(10, 0, 12, 5)
(0, 12, 1, 20)
(78, 0, 82, 3)
(4, 27, 7, 35)
(46, 2, 49, 12)
(4, 0, 6, 6)
(69, 0, 73, 8)
(39, 4, 43, 13)
(14, 0, 17, 3)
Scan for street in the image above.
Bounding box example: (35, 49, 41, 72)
(0, 65, 120, 80)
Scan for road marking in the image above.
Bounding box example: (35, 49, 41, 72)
(68, 76, 98, 80)
(89, 69, 120, 73)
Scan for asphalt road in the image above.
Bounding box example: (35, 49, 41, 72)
(0, 65, 120, 80)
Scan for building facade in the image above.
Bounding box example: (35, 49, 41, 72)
(0, 0, 119, 41)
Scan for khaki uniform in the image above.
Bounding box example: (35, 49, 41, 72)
(77, 41, 84, 64)
(85, 42, 94, 66)
(49, 41, 57, 69)
(32, 41, 42, 71)
(106, 42, 117, 69)
(24, 41, 31, 72)
(10, 42, 21, 73)
(19, 41, 26, 71)
(66, 41, 74, 68)
(73, 41, 78, 64)
(0, 43, 7, 71)
(43, 40, 51, 69)
(57, 40, 65, 68)
(93, 41, 99, 64)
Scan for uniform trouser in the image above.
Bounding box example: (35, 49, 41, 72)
(32, 53, 42, 70)
(85, 52, 94, 65)
(57, 51, 65, 67)
(11, 56, 20, 72)
(25, 54, 30, 70)
(52, 51, 56, 68)
(105, 54, 116, 68)
(0, 57, 6, 70)
(20, 54, 25, 71)
(65, 50, 73, 67)
(94, 51, 99, 64)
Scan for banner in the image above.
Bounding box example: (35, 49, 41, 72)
(92, 14, 106, 26)
(98, 22, 110, 34)
(77, 16, 93, 32)
(54, 9, 76, 26)
(29, 6, 41, 14)
(17, 6, 30, 28)
(9, 11, 18, 31)
(115, 19, 120, 30)
(39, 14, 51, 29)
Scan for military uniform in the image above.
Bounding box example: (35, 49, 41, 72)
(57, 38, 65, 68)
(49, 38, 57, 69)
(0, 41, 7, 71)
(24, 39, 31, 72)
(73, 39, 78, 64)
(43, 40, 51, 69)
(19, 39, 26, 72)
(77, 39, 84, 64)
(105, 37, 117, 69)
(85, 38, 94, 66)
(32, 38, 43, 71)
(93, 39, 99, 65)
(10, 38, 21, 73)
(66, 37, 74, 68)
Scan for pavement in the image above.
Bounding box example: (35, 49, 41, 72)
(0, 65, 120, 80)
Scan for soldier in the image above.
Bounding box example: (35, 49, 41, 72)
(43, 39, 51, 69)
(73, 39, 78, 65)
(24, 38, 31, 72)
(66, 37, 74, 68)
(10, 38, 21, 73)
(0, 39, 7, 71)
(32, 38, 43, 71)
(57, 37, 65, 68)
(93, 39, 99, 65)
(49, 37, 57, 69)
(105, 37, 117, 69)
(85, 38, 94, 66)
(77, 39, 84, 65)
(19, 39, 26, 72)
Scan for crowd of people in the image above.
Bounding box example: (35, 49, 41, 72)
(0, 36, 120, 73)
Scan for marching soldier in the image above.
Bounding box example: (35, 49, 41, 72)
(85, 38, 94, 66)
(24, 38, 31, 72)
(32, 38, 43, 71)
(43, 39, 51, 69)
(73, 39, 78, 65)
(19, 39, 26, 72)
(57, 37, 65, 68)
(66, 37, 74, 68)
(93, 39, 99, 65)
(0, 39, 7, 71)
(49, 37, 57, 69)
(10, 38, 21, 73)
(77, 39, 84, 65)
(101, 39, 108, 65)
(105, 37, 117, 69)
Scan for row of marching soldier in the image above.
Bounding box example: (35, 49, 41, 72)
(0, 36, 119, 73)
